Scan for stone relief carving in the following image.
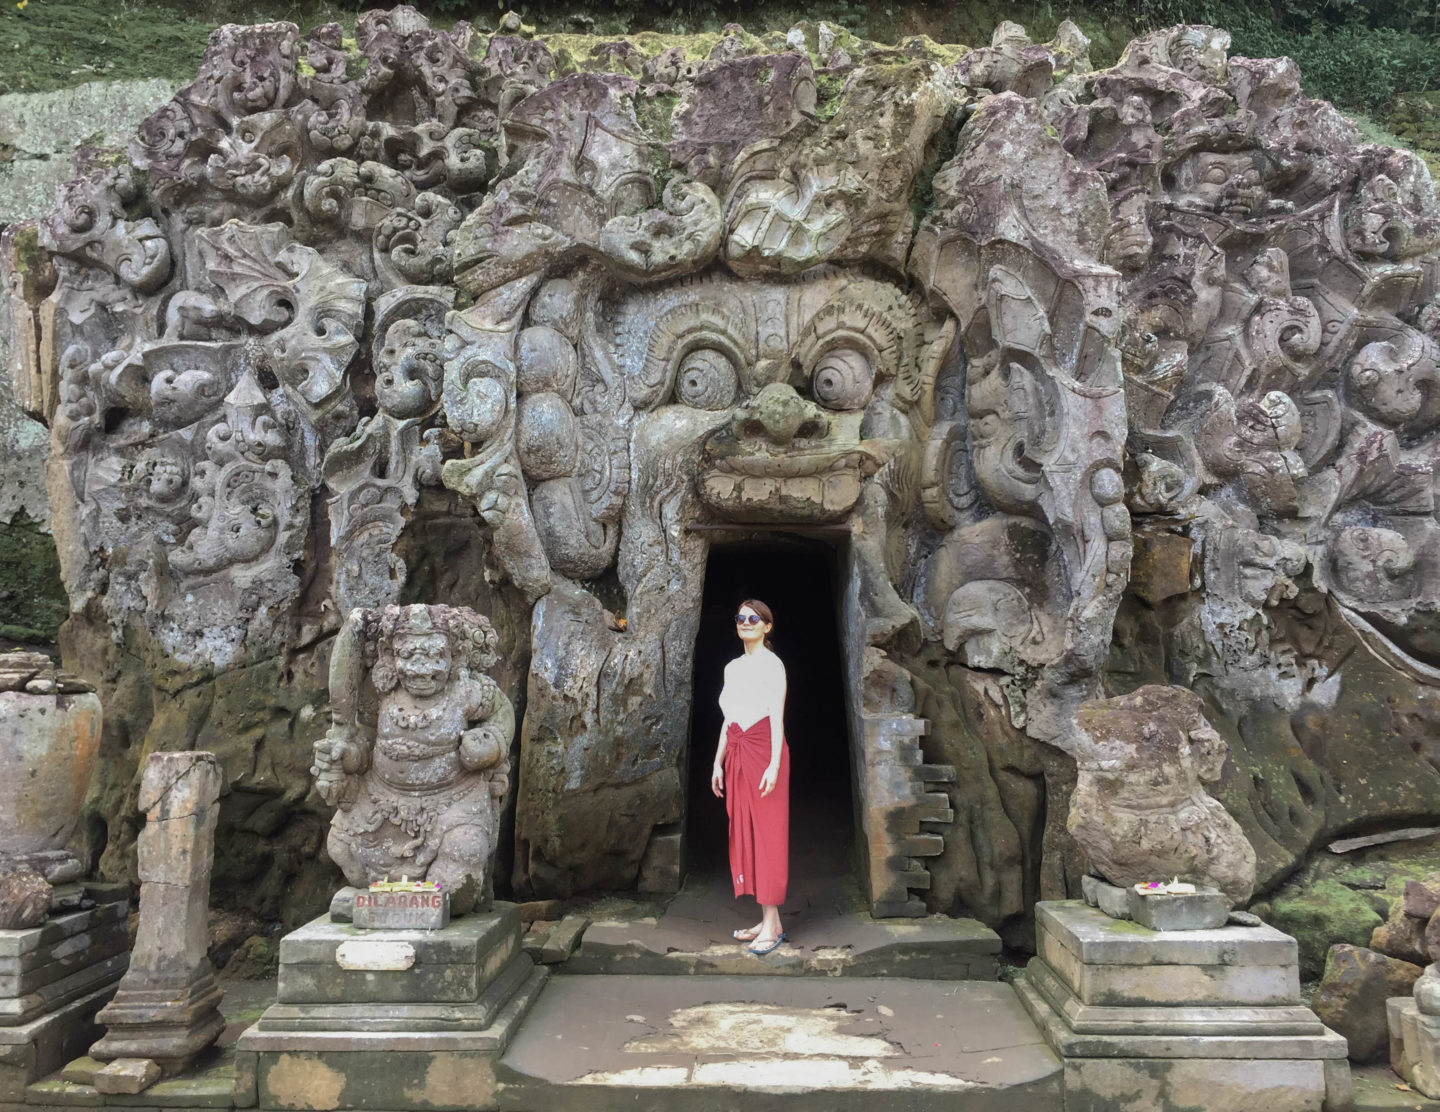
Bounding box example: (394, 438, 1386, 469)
(27, 7, 1440, 928)
(1070, 685, 1257, 903)
(312, 604, 513, 913)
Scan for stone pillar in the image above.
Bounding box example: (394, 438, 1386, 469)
(90, 752, 224, 1069)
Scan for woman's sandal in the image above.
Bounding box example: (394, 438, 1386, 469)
(747, 932, 787, 955)
(732, 926, 763, 942)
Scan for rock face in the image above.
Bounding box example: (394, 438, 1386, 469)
(1069, 685, 1257, 904)
(1313, 943, 1422, 1061)
(91, 752, 225, 1068)
(312, 603, 514, 913)
(18, 11, 1440, 926)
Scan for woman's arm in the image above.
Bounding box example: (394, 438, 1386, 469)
(711, 720, 729, 797)
(758, 664, 787, 797)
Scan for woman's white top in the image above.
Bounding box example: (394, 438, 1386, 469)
(719, 648, 787, 732)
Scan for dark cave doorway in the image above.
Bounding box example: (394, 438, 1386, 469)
(686, 535, 856, 890)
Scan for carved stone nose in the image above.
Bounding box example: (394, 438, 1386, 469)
(732, 382, 826, 446)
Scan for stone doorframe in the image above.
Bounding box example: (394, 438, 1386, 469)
(679, 525, 958, 918)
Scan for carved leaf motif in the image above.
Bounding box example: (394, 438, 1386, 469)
(196, 223, 367, 409)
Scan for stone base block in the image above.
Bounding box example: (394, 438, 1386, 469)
(90, 968, 225, 1065)
(260, 953, 536, 1032)
(1019, 900, 1352, 1112)
(1388, 996, 1440, 1098)
(1063, 1056, 1330, 1112)
(0, 892, 131, 1028)
(1038, 901, 1301, 1007)
(237, 905, 547, 1111)
(277, 907, 519, 1006)
(0, 982, 116, 1101)
(238, 965, 547, 1111)
(1126, 886, 1230, 932)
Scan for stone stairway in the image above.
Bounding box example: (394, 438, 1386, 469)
(857, 713, 957, 918)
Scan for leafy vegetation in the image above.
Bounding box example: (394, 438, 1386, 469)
(0, 0, 1437, 128)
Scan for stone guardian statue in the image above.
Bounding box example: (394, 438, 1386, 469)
(1068, 684, 1257, 904)
(311, 604, 514, 914)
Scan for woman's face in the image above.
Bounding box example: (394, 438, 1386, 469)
(735, 605, 772, 646)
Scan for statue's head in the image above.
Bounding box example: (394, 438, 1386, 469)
(369, 604, 500, 696)
(1075, 684, 1226, 783)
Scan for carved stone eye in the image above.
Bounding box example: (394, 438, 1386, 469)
(676, 349, 738, 410)
(812, 348, 874, 410)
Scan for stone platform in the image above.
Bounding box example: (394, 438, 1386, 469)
(234, 904, 548, 1111)
(1017, 901, 1351, 1112)
(496, 974, 1060, 1112)
(0, 886, 129, 1100)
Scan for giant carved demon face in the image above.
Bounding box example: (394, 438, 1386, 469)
(595, 268, 939, 526)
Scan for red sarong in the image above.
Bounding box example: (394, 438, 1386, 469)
(725, 716, 789, 906)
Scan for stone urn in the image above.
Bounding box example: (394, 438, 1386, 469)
(0, 652, 101, 860)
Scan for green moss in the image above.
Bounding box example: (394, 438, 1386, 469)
(11, 224, 45, 278)
(634, 89, 679, 143)
(1258, 878, 1384, 979)
(1253, 834, 1440, 979)
(0, 511, 66, 648)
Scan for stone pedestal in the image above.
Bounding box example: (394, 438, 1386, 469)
(0, 884, 129, 1099)
(1016, 901, 1352, 1112)
(90, 752, 224, 1069)
(236, 903, 548, 1111)
(1388, 996, 1440, 1097)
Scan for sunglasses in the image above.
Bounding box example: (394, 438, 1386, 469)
(734, 613, 765, 626)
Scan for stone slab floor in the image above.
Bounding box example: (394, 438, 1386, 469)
(496, 974, 1060, 1112)
(556, 795, 1001, 979)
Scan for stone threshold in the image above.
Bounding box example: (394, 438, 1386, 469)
(550, 871, 1001, 980)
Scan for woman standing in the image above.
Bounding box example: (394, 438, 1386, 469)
(710, 598, 789, 954)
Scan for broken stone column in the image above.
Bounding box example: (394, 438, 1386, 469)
(90, 752, 224, 1070)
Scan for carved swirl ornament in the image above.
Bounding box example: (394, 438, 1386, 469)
(37, 8, 1440, 771)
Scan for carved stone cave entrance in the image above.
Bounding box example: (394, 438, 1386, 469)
(685, 533, 856, 893)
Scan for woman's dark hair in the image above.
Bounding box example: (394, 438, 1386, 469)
(739, 598, 775, 650)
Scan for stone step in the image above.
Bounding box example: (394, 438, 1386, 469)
(562, 912, 1000, 980)
(495, 974, 1061, 1112)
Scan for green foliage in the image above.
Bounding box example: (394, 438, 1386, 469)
(0, 510, 66, 647)
(2, 0, 1439, 116)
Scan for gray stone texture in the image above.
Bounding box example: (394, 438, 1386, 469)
(1314, 944, 1424, 1062)
(91, 752, 224, 1066)
(12, 6, 1440, 943)
(92, 1057, 161, 1095)
(0, 80, 182, 540)
(238, 896, 547, 1107)
(1391, 996, 1440, 1098)
(1071, 687, 1256, 904)
(0, 654, 100, 878)
(314, 605, 514, 914)
(1020, 900, 1350, 1112)
(1127, 886, 1231, 931)
(0, 870, 50, 931)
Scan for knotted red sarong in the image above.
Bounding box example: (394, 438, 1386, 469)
(725, 716, 789, 906)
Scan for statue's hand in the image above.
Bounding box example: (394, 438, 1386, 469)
(459, 724, 505, 771)
(311, 731, 364, 804)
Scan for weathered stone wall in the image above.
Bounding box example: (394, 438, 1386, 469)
(9, 9, 1440, 935)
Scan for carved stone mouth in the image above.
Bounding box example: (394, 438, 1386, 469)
(698, 443, 887, 522)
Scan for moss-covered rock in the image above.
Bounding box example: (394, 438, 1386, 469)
(1252, 835, 1440, 978)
